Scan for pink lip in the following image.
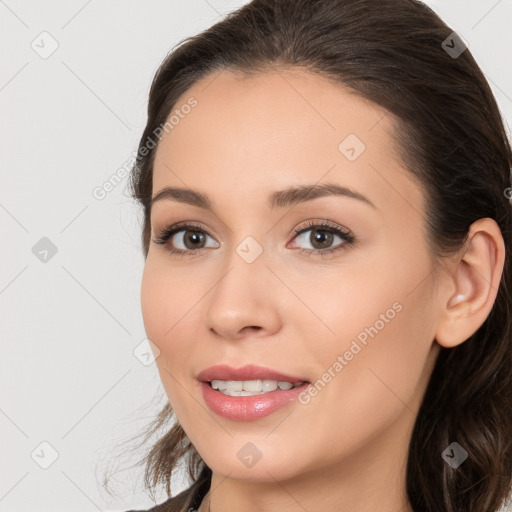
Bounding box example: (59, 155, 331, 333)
(197, 364, 311, 421)
(196, 364, 308, 383)
(200, 381, 311, 421)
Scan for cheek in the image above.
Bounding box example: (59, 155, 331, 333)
(317, 298, 435, 466)
(140, 260, 199, 384)
(301, 247, 437, 445)
(140, 260, 167, 343)
(141, 257, 200, 342)
(140, 257, 220, 412)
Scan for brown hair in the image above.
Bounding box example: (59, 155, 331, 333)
(115, 0, 512, 510)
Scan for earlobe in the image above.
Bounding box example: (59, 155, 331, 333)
(435, 218, 505, 349)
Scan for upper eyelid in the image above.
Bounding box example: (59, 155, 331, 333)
(158, 220, 353, 245)
(162, 219, 347, 235)
(293, 219, 351, 233)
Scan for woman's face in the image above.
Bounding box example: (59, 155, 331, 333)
(141, 68, 442, 486)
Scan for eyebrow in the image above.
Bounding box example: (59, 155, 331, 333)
(150, 182, 377, 211)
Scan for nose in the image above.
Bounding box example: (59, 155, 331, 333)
(203, 250, 283, 341)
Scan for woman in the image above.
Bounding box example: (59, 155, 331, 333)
(120, 0, 512, 510)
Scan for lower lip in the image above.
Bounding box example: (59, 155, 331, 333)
(200, 381, 311, 421)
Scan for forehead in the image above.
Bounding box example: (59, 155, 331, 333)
(151, 68, 424, 215)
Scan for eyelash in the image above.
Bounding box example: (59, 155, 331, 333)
(152, 220, 355, 258)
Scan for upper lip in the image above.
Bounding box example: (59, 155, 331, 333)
(197, 364, 309, 383)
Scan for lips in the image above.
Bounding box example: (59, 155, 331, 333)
(197, 364, 309, 384)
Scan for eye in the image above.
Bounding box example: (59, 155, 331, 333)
(289, 220, 355, 257)
(152, 219, 355, 258)
(152, 222, 219, 257)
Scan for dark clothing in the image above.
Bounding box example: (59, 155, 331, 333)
(125, 468, 210, 512)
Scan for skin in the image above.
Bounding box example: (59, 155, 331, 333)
(140, 68, 505, 512)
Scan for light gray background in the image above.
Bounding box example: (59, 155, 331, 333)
(1, 1, 511, 511)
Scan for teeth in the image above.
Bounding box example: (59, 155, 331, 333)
(262, 380, 278, 392)
(210, 379, 304, 396)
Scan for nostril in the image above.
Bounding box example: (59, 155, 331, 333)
(242, 326, 262, 334)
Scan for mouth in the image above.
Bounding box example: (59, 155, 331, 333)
(197, 364, 310, 397)
(197, 365, 312, 420)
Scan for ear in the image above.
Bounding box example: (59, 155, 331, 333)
(435, 218, 505, 348)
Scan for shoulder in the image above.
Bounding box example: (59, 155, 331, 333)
(124, 483, 202, 512)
